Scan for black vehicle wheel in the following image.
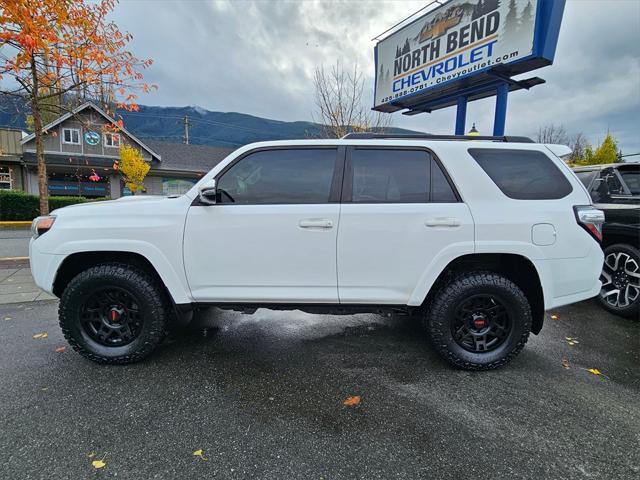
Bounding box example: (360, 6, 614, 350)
(598, 244, 640, 319)
(59, 264, 169, 364)
(425, 271, 532, 370)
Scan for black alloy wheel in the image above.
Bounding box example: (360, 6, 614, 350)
(80, 286, 144, 347)
(59, 263, 170, 364)
(451, 294, 512, 353)
(425, 271, 532, 370)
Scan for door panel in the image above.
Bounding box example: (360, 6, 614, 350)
(337, 147, 474, 304)
(183, 147, 342, 303)
(337, 203, 474, 304)
(184, 204, 340, 302)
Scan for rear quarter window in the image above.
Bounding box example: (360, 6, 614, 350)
(468, 148, 573, 200)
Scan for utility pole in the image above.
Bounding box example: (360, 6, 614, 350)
(182, 115, 190, 144)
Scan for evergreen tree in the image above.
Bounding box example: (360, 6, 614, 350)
(574, 134, 619, 166)
(503, 0, 519, 41)
(519, 1, 533, 31)
(402, 38, 411, 55)
(592, 134, 619, 164)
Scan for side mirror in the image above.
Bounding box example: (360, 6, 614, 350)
(198, 179, 217, 205)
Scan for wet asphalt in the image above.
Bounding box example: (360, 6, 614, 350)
(0, 299, 638, 479)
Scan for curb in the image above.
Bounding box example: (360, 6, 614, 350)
(0, 221, 32, 227)
(0, 257, 29, 268)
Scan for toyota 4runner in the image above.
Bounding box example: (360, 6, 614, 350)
(30, 134, 605, 370)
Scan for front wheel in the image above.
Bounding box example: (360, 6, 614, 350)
(425, 272, 532, 370)
(598, 243, 640, 319)
(59, 264, 169, 364)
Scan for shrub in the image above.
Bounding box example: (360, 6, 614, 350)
(0, 190, 99, 221)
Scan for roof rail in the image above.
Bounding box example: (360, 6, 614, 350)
(341, 133, 535, 143)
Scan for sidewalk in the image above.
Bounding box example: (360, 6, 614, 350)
(0, 267, 57, 304)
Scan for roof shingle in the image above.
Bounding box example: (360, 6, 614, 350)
(143, 140, 235, 173)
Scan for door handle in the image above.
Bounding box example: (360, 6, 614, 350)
(425, 217, 461, 227)
(299, 219, 333, 229)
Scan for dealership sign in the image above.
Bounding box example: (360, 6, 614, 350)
(373, 0, 563, 113)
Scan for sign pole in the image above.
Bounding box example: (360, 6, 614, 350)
(455, 96, 467, 135)
(493, 83, 509, 136)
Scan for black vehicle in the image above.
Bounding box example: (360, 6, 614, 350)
(573, 163, 640, 318)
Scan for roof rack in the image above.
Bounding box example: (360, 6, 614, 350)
(342, 133, 535, 143)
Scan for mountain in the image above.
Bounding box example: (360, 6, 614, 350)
(0, 96, 421, 148)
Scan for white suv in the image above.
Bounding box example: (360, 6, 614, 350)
(30, 134, 605, 370)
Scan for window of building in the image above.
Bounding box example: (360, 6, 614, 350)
(0, 166, 12, 190)
(104, 132, 121, 148)
(162, 178, 196, 196)
(62, 128, 80, 145)
(468, 148, 573, 200)
(217, 149, 336, 204)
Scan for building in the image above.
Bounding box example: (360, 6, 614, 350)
(0, 127, 25, 191)
(9, 102, 233, 198)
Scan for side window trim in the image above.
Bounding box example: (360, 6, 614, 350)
(210, 146, 341, 206)
(342, 146, 461, 204)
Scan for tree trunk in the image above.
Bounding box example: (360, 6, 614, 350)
(30, 59, 49, 215)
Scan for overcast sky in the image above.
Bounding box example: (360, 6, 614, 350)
(111, 0, 640, 153)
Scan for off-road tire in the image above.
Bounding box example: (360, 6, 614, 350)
(425, 271, 532, 371)
(59, 263, 169, 364)
(598, 243, 640, 320)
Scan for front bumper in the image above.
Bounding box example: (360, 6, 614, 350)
(29, 239, 65, 296)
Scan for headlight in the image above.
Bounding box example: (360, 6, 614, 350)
(31, 215, 56, 238)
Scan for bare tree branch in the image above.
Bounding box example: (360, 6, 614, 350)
(312, 62, 391, 138)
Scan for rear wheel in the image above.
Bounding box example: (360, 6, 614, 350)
(425, 271, 531, 370)
(598, 244, 640, 319)
(59, 264, 169, 364)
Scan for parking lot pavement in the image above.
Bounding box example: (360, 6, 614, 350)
(0, 300, 638, 479)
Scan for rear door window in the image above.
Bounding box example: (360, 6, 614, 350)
(468, 148, 573, 200)
(348, 148, 459, 203)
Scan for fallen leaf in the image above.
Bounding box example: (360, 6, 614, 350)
(343, 395, 361, 407)
(88, 452, 96, 458)
(193, 449, 208, 461)
(32, 332, 48, 339)
(92, 459, 106, 469)
(55, 346, 66, 353)
(586, 368, 602, 376)
(550, 314, 559, 320)
(562, 357, 570, 369)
